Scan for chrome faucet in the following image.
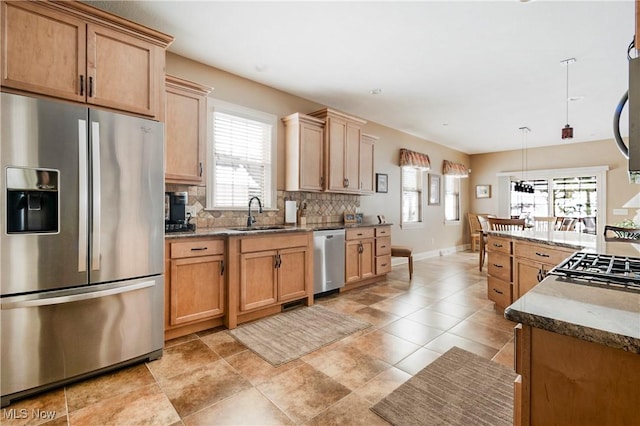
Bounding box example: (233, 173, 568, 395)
(247, 196, 263, 227)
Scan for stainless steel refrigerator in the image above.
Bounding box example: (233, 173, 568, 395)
(0, 92, 164, 407)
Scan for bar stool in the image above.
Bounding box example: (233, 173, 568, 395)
(391, 245, 413, 279)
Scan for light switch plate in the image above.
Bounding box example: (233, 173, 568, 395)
(185, 205, 197, 218)
(613, 208, 629, 216)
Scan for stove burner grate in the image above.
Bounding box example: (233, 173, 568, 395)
(549, 252, 640, 293)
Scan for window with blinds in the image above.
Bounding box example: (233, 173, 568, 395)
(444, 175, 460, 222)
(402, 166, 423, 223)
(207, 101, 277, 209)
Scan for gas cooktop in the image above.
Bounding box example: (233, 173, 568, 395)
(549, 252, 640, 293)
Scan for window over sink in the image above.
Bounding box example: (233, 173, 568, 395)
(207, 99, 277, 210)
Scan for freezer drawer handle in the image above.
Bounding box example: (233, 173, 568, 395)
(1, 280, 155, 310)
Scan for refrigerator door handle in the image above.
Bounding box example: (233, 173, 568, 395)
(91, 121, 101, 271)
(1, 280, 155, 309)
(78, 119, 88, 272)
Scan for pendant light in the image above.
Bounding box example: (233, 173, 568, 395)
(561, 58, 576, 139)
(514, 127, 534, 193)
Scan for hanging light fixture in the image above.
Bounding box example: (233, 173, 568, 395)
(514, 127, 534, 193)
(561, 58, 576, 139)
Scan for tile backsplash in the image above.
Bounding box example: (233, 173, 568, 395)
(166, 184, 360, 229)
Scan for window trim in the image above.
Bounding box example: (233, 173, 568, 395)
(206, 99, 278, 210)
(400, 166, 426, 229)
(497, 165, 609, 235)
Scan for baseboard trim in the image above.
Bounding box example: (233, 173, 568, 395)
(391, 244, 469, 266)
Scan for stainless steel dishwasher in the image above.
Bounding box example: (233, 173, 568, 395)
(313, 229, 345, 294)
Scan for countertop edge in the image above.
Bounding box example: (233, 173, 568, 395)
(504, 307, 640, 354)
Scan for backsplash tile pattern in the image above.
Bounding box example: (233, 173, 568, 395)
(165, 184, 360, 229)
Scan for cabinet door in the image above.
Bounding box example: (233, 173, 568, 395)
(360, 239, 375, 280)
(240, 251, 278, 311)
(514, 257, 547, 300)
(344, 122, 361, 192)
(299, 121, 324, 191)
(165, 82, 207, 184)
(277, 247, 308, 302)
(87, 23, 160, 118)
(1, 1, 86, 102)
(359, 135, 375, 193)
(345, 240, 362, 283)
(170, 255, 224, 325)
(326, 117, 347, 191)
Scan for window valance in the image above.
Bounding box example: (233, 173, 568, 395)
(443, 160, 469, 177)
(399, 148, 431, 170)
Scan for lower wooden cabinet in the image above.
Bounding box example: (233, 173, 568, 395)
(513, 241, 574, 300)
(164, 237, 225, 340)
(228, 232, 313, 328)
(345, 228, 375, 283)
(514, 324, 640, 425)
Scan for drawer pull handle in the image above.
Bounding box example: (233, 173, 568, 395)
(493, 243, 503, 248)
(493, 288, 504, 295)
(381, 263, 387, 267)
(535, 252, 550, 258)
(381, 245, 386, 248)
(190, 247, 208, 251)
(492, 264, 503, 268)
(357, 233, 363, 236)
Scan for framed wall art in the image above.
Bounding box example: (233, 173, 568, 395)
(476, 184, 491, 199)
(428, 174, 441, 205)
(376, 173, 388, 193)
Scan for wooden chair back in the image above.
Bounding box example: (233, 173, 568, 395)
(533, 216, 556, 231)
(488, 217, 525, 231)
(604, 225, 640, 242)
(558, 217, 577, 231)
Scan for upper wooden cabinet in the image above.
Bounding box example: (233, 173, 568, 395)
(165, 75, 212, 185)
(307, 108, 370, 194)
(360, 133, 377, 194)
(1, 0, 173, 120)
(282, 113, 325, 191)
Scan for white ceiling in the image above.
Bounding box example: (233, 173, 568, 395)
(85, 0, 635, 154)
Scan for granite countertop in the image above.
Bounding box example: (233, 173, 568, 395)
(164, 222, 389, 239)
(505, 277, 640, 353)
(487, 229, 640, 257)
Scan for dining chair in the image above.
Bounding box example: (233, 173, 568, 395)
(558, 217, 577, 231)
(487, 217, 526, 231)
(533, 216, 556, 231)
(603, 225, 640, 242)
(477, 215, 490, 271)
(467, 213, 482, 252)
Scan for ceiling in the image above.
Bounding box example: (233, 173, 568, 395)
(85, 0, 635, 155)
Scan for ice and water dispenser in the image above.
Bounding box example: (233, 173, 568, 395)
(6, 167, 59, 234)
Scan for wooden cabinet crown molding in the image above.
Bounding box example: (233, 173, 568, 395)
(48, 0, 174, 47)
(166, 74, 213, 96)
(307, 107, 367, 125)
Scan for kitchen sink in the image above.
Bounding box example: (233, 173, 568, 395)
(229, 225, 287, 232)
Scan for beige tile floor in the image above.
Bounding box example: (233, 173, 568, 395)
(2, 251, 517, 426)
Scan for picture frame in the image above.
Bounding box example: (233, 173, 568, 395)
(376, 173, 388, 193)
(428, 174, 441, 205)
(344, 212, 358, 224)
(476, 184, 491, 199)
(355, 213, 364, 224)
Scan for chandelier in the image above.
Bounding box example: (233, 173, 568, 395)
(514, 127, 534, 193)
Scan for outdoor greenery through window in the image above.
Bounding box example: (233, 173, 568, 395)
(207, 101, 276, 209)
(402, 166, 423, 223)
(444, 175, 460, 221)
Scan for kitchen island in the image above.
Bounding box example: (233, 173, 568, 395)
(504, 237, 640, 425)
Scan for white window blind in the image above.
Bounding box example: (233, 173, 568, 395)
(402, 166, 423, 223)
(444, 175, 460, 222)
(208, 101, 276, 210)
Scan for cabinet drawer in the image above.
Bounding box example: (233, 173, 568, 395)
(240, 233, 309, 253)
(376, 236, 391, 255)
(487, 276, 512, 308)
(487, 235, 512, 254)
(488, 252, 512, 282)
(375, 226, 390, 237)
(346, 228, 374, 240)
(376, 254, 392, 275)
(514, 242, 574, 266)
(171, 239, 224, 258)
